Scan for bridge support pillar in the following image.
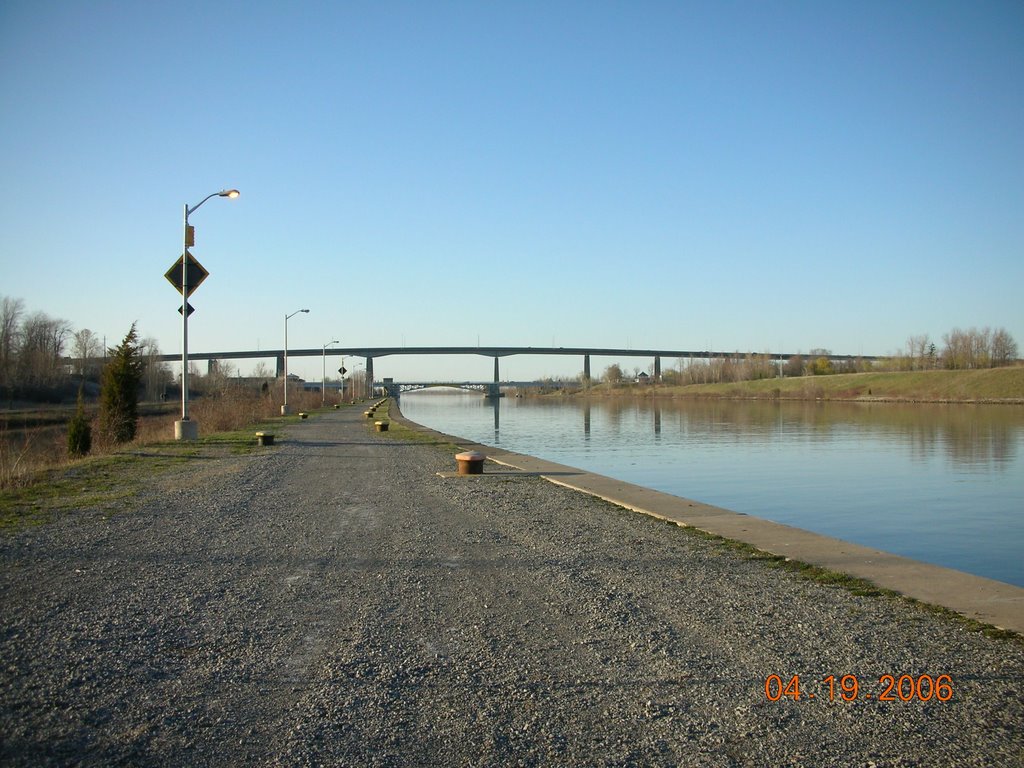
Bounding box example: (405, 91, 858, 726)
(486, 357, 501, 399)
(365, 356, 374, 398)
(275, 354, 285, 377)
(583, 354, 591, 384)
(654, 355, 661, 382)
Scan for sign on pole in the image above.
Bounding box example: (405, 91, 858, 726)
(164, 250, 209, 295)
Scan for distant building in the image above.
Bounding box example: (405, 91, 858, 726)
(302, 381, 344, 393)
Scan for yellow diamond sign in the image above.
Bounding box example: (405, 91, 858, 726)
(164, 250, 209, 296)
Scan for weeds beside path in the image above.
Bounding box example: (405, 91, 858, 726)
(0, 394, 354, 531)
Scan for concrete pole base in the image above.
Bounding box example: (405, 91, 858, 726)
(281, 404, 291, 415)
(174, 419, 199, 441)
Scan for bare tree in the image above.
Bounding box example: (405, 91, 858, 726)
(0, 296, 24, 391)
(252, 361, 273, 379)
(72, 328, 102, 378)
(16, 311, 70, 389)
(200, 359, 239, 398)
(990, 328, 1018, 367)
(906, 334, 932, 370)
(139, 337, 170, 401)
(603, 364, 624, 385)
(941, 327, 1004, 369)
(941, 328, 970, 369)
(971, 327, 992, 369)
(741, 353, 775, 380)
(349, 368, 368, 400)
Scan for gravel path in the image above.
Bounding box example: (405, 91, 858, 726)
(2, 406, 1022, 767)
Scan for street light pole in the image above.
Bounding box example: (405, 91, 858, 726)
(175, 188, 239, 441)
(322, 339, 339, 405)
(340, 355, 346, 402)
(282, 309, 310, 415)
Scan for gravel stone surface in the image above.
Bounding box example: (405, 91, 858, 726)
(2, 406, 1022, 766)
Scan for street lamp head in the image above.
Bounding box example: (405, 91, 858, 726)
(188, 188, 240, 216)
(301, 309, 310, 313)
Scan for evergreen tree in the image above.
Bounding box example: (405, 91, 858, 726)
(67, 386, 92, 457)
(98, 323, 143, 444)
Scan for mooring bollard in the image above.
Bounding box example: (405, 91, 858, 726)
(455, 450, 485, 475)
(299, 412, 308, 419)
(375, 421, 389, 432)
(255, 432, 275, 446)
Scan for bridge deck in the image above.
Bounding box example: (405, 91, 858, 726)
(128, 345, 879, 365)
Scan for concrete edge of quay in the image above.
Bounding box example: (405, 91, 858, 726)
(385, 399, 1024, 636)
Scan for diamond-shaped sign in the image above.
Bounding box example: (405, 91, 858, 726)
(164, 251, 209, 296)
(177, 302, 195, 317)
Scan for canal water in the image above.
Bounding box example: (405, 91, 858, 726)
(399, 391, 1024, 588)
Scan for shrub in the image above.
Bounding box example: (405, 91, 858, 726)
(67, 388, 92, 457)
(811, 357, 834, 376)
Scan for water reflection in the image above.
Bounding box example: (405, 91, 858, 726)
(405, 391, 1023, 474)
(527, 398, 1021, 472)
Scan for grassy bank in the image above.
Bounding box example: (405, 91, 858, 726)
(579, 367, 1024, 403)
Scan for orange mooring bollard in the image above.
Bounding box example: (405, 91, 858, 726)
(455, 450, 485, 475)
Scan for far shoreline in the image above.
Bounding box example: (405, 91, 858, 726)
(534, 367, 1024, 405)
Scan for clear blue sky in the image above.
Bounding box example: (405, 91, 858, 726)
(2, 1, 1022, 382)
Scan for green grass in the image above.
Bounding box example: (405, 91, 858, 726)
(0, 452, 186, 530)
(200, 418, 296, 454)
(370, 400, 462, 451)
(585, 368, 1024, 402)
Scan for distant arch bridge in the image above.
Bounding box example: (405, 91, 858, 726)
(386, 381, 544, 397)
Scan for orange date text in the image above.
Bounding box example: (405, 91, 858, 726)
(764, 674, 953, 702)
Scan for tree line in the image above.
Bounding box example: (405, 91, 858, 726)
(895, 327, 1018, 371)
(1, 296, 169, 403)
(1, 294, 1019, 401)
(602, 328, 1018, 386)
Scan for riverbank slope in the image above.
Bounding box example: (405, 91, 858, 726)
(574, 367, 1024, 403)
